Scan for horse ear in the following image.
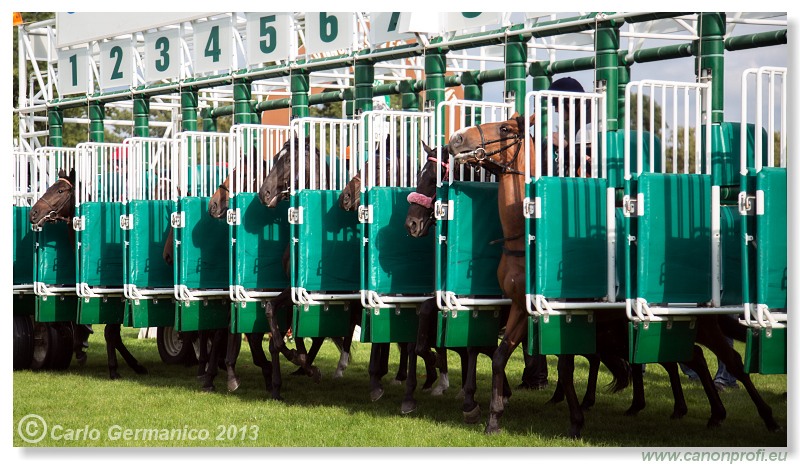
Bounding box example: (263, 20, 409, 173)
(68, 168, 76, 182)
(421, 140, 433, 155)
(58, 168, 66, 179)
(510, 112, 520, 119)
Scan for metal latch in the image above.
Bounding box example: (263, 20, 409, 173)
(434, 200, 452, 220)
(738, 191, 756, 216)
(170, 212, 185, 228)
(623, 194, 642, 217)
(119, 214, 133, 230)
(357, 205, 372, 224)
(72, 216, 85, 231)
(226, 208, 240, 225)
(523, 197, 540, 219)
(288, 206, 303, 224)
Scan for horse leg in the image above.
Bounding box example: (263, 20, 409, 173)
(421, 346, 439, 392)
(485, 309, 526, 435)
(247, 333, 273, 395)
(334, 307, 358, 379)
(547, 380, 565, 405)
(73, 323, 91, 365)
(202, 329, 226, 392)
(401, 341, 419, 414)
(264, 289, 321, 383)
(416, 300, 445, 394)
(196, 330, 210, 379)
(392, 342, 409, 384)
(581, 354, 600, 411)
(291, 337, 323, 376)
(368, 343, 387, 401)
(684, 345, 726, 428)
(455, 347, 468, 399)
(661, 362, 688, 419)
(267, 334, 283, 401)
(557, 354, 584, 439)
(699, 327, 779, 432)
(625, 363, 646, 416)
(104, 324, 120, 379)
(225, 332, 243, 392)
(462, 346, 483, 424)
(108, 323, 147, 375)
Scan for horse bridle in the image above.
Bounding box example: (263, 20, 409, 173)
(37, 177, 75, 224)
(406, 157, 449, 211)
(453, 123, 524, 176)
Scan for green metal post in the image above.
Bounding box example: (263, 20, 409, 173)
(133, 96, 150, 138)
(504, 34, 527, 115)
(399, 80, 419, 111)
(181, 89, 198, 132)
(461, 71, 482, 124)
(529, 61, 552, 130)
(290, 71, 310, 119)
(595, 19, 620, 131)
(425, 49, 447, 145)
(201, 108, 217, 132)
(354, 56, 375, 115)
(343, 88, 354, 119)
(88, 103, 105, 143)
(47, 108, 63, 147)
(617, 64, 630, 126)
(233, 79, 254, 125)
(696, 12, 725, 123)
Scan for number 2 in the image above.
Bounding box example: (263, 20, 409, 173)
(110, 46, 123, 80)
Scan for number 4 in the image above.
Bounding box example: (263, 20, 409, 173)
(205, 25, 221, 62)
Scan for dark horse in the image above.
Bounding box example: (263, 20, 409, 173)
(447, 112, 780, 436)
(29, 168, 148, 380)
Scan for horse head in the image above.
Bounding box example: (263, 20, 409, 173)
(209, 146, 261, 219)
(338, 173, 361, 211)
(448, 112, 533, 177)
(29, 168, 76, 228)
(258, 137, 317, 209)
(405, 141, 447, 238)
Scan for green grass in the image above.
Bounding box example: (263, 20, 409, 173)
(13, 325, 787, 447)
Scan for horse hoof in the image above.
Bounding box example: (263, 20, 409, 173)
(109, 372, 121, 380)
(370, 388, 384, 402)
(463, 405, 481, 424)
(670, 408, 687, 420)
(455, 388, 465, 401)
(202, 385, 215, 393)
(290, 367, 305, 376)
(76, 351, 87, 366)
(707, 418, 724, 429)
(133, 364, 148, 375)
(400, 400, 418, 415)
(333, 368, 344, 379)
(227, 378, 241, 393)
(568, 427, 582, 439)
(624, 405, 643, 416)
(580, 400, 595, 411)
(271, 395, 284, 402)
(390, 379, 403, 386)
(309, 366, 321, 384)
(484, 424, 501, 435)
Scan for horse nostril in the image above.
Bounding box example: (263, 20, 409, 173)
(406, 219, 417, 235)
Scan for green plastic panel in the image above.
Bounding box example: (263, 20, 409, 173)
(445, 182, 503, 296)
(744, 327, 786, 375)
(527, 314, 596, 355)
(615, 208, 626, 301)
(720, 205, 743, 305)
(636, 173, 711, 303)
(77, 296, 126, 325)
(125, 299, 175, 328)
(365, 187, 435, 295)
(35, 222, 76, 286)
(233, 194, 290, 290)
(360, 306, 419, 343)
(435, 309, 502, 348)
(127, 200, 174, 288)
(628, 320, 697, 364)
(178, 197, 230, 289)
(35, 295, 78, 323)
(293, 191, 360, 292)
(176, 299, 230, 332)
(756, 168, 787, 309)
(710, 122, 769, 187)
(13, 294, 35, 317)
(13, 206, 35, 285)
(292, 304, 352, 338)
(78, 202, 124, 287)
(230, 301, 290, 334)
(532, 177, 608, 299)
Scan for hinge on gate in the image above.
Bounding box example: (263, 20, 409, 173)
(72, 216, 85, 231)
(738, 191, 756, 216)
(170, 212, 185, 228)
(523, 197, 541, 219)
(226, 208, 240, 225)
(119, 214, 133, 230)
(288, 206, 303, 224)
(357, 205, 373, 224)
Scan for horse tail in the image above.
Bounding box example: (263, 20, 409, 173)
(598, 353, 630, 393)
(717, 314, 747, 343)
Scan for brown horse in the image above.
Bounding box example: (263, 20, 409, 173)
(448, 113, 780, 436)
(29, 168, 148, 380)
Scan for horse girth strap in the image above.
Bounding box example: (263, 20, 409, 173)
(502, 246, 525, 257)
(218, 184, 229, 193)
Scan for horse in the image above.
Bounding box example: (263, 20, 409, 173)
(447, 112, 780, 436)
(29, 168, 148, 380)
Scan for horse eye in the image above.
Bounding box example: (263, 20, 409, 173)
(58, 189, 63, 194)
(500, 126, 509, 133)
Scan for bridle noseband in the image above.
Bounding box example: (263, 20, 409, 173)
(453, 123, 525, 176)
(37, 177, 75, 224)
(406, 157, 449, 210)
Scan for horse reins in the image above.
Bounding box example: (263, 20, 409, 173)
(455, 124, 525, 176)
